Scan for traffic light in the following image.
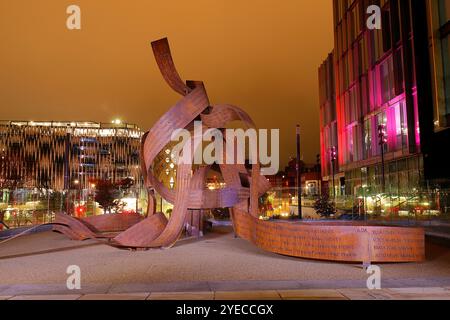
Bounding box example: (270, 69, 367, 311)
(378, 123, 387, 145)
(75, 205, 86, 217)
(330, 146, 337, 162)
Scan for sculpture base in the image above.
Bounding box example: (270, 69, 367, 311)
(231, 209, 425, 263)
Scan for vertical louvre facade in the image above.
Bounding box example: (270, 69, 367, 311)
(0, 121, 142, 191)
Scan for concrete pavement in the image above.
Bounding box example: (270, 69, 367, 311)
(1, 227, 450, 298)
(2, 287, 450, 300)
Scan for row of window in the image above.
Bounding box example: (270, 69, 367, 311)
(321, 122, 338, 177)
(431, 0, 450, 129)
(335, 0, 410, 59)
(343, 101, 408, 164)
(339, 51, 406, 129)
(345, 156, 422, 196)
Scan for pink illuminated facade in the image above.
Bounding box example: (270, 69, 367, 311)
(319, 0, 450, 196)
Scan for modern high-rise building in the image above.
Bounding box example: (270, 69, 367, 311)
(0, 120, 142, 192)
(319, 52, 342, 195)
(319, 0, 450, 197)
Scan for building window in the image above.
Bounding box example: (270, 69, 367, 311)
(362, 33, 369, 74)
(369, 68, 378, 111)
(393, 49, 404, 96)
(376, 112, 388, 155)
(438, 0, 450, 25)
(364, 119, 372, 159)
(347, 126, 354, 163)
(390, 102, 408, 151)
(380, 56, 395, 105)
(442, 34, 450, 124)
(350, 85, 359, 122)
(382, 7, 392, 52)
(431, 0, 450, 129)
(391, 0, 401, 44)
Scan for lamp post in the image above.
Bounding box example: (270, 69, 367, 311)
(296, 125, 302, 220)
(378, 124, 387, 194)
(74, 179, 80, 200)
(91, 183, 96, 215)
(330, 146, 337, 201)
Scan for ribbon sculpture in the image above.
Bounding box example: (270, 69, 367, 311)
(55, 38, 425, 263)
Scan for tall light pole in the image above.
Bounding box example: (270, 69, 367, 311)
(296, 125, 302, 220)
(378, 124, 387, 194)
(330, 146, 337, 201)
(91, 183, 96, 215)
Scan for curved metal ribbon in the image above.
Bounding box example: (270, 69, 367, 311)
(54, 37, 425, 263)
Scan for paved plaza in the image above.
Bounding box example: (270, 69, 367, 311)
(1, 226, 450, 299)
(2, 287, 450, 300)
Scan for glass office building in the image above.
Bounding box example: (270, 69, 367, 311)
(319, 0, 450, 197)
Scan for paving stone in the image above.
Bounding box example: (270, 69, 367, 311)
(148, 291, 214, 300)
(388, 287, 449, 294)
(391, 294, 450, 300)
(208, 280, 300, 292)
(337, 289, 394, 300)
(109, 282, 210, 293)
(215, 290, 281, 300)
(9, 295, 81, 300)
(278, 289, 347, 300)
(387, 287, 450, 300)
(79, 293, 149, 300)
(296, 279, 366, 289)
(0, 284, 110, 296)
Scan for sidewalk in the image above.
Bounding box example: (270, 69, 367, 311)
(2, 287, 450, 300)
(2, 228, 450, 300)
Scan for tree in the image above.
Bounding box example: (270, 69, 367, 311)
(314, 194, 336, 218)
(93, 179, 131, 214)
(94, 180, 119, 214)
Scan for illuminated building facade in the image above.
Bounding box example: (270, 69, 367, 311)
(319, 0, 450, 196)
(0, 120, 142, 192)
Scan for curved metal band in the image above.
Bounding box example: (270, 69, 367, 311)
(56, 37, 425, 263)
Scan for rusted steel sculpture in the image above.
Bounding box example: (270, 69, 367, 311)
(54, 38, 425, 263)
(54, 212, 143, 240)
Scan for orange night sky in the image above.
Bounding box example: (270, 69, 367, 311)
(0, 0, 334, 167)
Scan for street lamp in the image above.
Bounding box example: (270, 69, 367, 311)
(73, 179, 82, 214)
(90, 183, 96, 215)
(378, 124, 387, 194)
(296, 125, 302, 220)
(330, 146, 337, 201)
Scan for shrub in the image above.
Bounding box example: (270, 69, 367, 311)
(314, 195, 336, 218)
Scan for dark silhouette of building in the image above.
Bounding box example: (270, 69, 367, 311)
(267, 158, 321, 196)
